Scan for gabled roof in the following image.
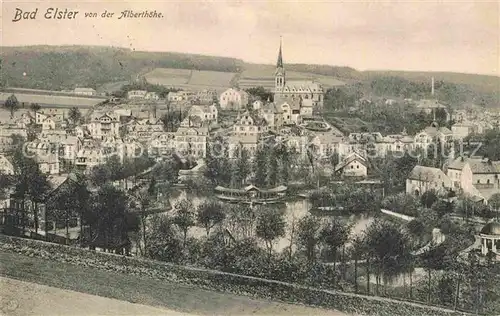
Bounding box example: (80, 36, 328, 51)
(334, 152, 367, 172)
(448, 156, 500, 174)
(408, 165, 449, 182)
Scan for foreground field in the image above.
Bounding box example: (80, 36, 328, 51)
(0, 277, 181, 316)
(0, 251, 350, 316)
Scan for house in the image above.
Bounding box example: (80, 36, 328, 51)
(149, 132, 176, 157)
(36, 108, 66, 122)
(174, 127, 208, 158)
(128, 118, 164, 140)
(309, 133, 343, 159)
(414, 122, 453, 147)
(406, 165, 452, 196)
(167, 91, 191, 102)
(145, 92, 160, 101)
(188, 104, 218, 123)
(259, 103, 283, 131)
(0, 155, 14, 175)
(447, 156, 500, 203)
(194, 89, 217, 104)
(14, 112, 34, 128)
(75, 148, 108, 171)
(219, 88, 249, 111)
(88, 112, 120, 139)
(127, 90, 147, 100)
(73, 88, 97, 96)
(228, 134, 260, 158)
(180, 116, 203, 128)
(334, 152, 368, 179)
(252, 100, 263, 110)
(232, 112, 268, 137)
(451, 122, 477, 140)
(415, 99, 450, 121)
(41, 116, 59, 131)
(35, 153, 60, 175)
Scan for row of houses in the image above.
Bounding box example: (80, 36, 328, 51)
(406, 156, 500, 204)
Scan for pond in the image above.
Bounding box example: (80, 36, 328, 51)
(168, 190, 375, 252)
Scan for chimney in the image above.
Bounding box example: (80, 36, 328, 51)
(431, 77, 435, 96)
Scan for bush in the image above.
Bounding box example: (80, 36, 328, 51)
(0, 235, 471, 316)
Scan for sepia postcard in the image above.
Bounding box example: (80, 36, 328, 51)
(0, 1, 499, 315)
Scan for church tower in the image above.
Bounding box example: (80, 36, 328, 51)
(275, 37, 286, 92)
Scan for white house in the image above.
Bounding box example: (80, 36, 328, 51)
(219, 88, 249, 111)
(145, 92, 160, 100)
(127, 90, 148, 100)
(73, 88, 97, 96)
(232, 112, 268, 137)
(88, 112, 120, 139)
(406, 165, 452, 196)
(334, 152, 368, 179)
(174, 127, 209, 158)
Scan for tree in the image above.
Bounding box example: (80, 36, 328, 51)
(196, 200, 225, 236)
(350, 236, 366, 293)
(4, 94, 19, 119)
(255, 208, 286, 257)
(30, 103, 41, 113)
(420, 190, 438, 208)
(91, 184, 132, 253)
(320, 218, 350, 284)
(68, 107, 82, 125)
(365, 220, 412, 295)
(173, 199, 195, 248)
(296, 215, 322, 262)
(489, 193, 500, 220)
(146, 214, 182, 262)
(253, 145, 268, 187)
(234, 146, 251, 186)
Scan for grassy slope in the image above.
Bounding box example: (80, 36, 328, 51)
(0, 251, 347, 316)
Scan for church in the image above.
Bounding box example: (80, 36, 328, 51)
(273, 39, 325, 112)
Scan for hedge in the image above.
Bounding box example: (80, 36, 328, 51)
(0, 234, 473, 316)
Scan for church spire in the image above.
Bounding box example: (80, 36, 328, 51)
(276, 36, 283, 68)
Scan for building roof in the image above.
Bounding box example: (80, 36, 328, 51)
(416, 99, 447, 109)
(480, 222, 500, 235)
(448, 156, 500, 174)
(335, 152, 367, 172)
(408, 165, 448, 182)
(74, 87, 96, 92)
(229, 134, 260, 145)
(421, 125, 452, 137)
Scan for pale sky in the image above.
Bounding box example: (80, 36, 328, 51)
(2, 0, 499, 76)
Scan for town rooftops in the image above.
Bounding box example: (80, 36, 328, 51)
(408, 165, 448, 182)
(447, 156, 500, 174)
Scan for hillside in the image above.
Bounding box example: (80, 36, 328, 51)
(1, 45, 498, 105)
(0, 45, 244, 91)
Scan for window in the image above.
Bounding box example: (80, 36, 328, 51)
(487, 179, 491, 184)
(477, 179, 480, 184)
(351, 165, 354, 169)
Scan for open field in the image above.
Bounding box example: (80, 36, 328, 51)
(0, 92, 105, 108)
(0, 251, 350, 316)
(144, 68, 237, 91)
